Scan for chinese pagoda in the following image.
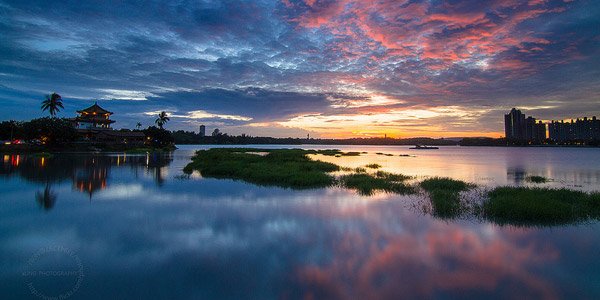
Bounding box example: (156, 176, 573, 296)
(74, 102, 115, 129)
(71, 102, 145, 145)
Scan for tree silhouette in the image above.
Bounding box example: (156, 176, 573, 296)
(36, 184, 57, 210)
(155, 111, 170, 129)
(41, 92, 64, 117)
(136, 122, 142, 130)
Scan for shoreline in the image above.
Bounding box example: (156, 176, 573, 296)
(174, 143, 599, 148)
(2, 143, 598, 155)
(0, 144, 177, 154)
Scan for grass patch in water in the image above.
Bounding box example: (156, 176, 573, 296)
(354, 167, 367, 173)
(184, 149, 600, 227)
(314, 150, 361, 156)
(340, 173, 414, 196)
(483, 187, 600, 226)
(375, 152, 394, 156)
(365, 163, 382, 169)
(184, 148, 340, 189)
(375, 171, 412, 181)
(314, 149, 341, 156)
(526, 175, 548, 183)
(420, 177, 474, 219)
(341, 151, 361, 156)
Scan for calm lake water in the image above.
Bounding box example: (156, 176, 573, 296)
(1, 145, 599, 299)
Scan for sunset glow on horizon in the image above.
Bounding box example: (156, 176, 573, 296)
(1, 0, 598, 138)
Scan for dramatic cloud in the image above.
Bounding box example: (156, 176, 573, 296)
(0, 0, 598, 137)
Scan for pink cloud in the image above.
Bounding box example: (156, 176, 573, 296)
(285, 0, 572, 75)
(293, 224, 560, 299)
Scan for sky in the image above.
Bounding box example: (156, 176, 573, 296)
(0, 0, 599, 138)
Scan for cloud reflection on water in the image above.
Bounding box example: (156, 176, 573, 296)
(0, 148, 599, 298)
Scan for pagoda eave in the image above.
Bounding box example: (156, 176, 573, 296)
(75, 118, 115, 124)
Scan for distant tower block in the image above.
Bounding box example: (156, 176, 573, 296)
(199, 125, 206, 137)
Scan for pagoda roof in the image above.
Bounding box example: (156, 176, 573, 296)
(77, 102, 113, 115)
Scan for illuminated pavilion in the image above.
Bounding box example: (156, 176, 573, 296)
(71, 102, 145, 145)
(74, 102, 116, 129)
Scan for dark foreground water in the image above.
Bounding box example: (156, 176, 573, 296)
(1, 145, 599, 299)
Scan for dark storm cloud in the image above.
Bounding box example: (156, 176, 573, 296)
(146, 88, 333, 121)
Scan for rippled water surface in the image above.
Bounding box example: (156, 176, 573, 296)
(1, 145, 599, 299)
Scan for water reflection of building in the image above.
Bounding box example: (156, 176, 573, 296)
(74, 157, 109, 199)
(507, 168, 527, 184)
(0, 153, 173, 202)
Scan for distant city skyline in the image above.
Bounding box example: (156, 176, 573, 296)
(1, 0, 599, 138)
(504, 107, 599, 143)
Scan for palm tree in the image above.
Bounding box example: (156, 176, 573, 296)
(41, 92, 64, 117)
(36, 184, 57, 211)
(155, 111, 170, 129)
(136, 122, 142, 130)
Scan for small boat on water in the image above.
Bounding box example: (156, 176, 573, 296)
(409, 145, 439, 150)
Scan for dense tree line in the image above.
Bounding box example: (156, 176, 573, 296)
(144, 126, 175, 147)
(0, 119, 174, 148)
(170, 130, 459, 145)
(0, 118, 78, 145)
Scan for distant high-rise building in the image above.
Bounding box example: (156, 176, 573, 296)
(535, 120, 546, 142)
(199, 125, 206, 137)
(548, 116, 599, 143)
(525, 116, 536, 141)
(504, 108, 526, 140)
(504, 108, 546, 143)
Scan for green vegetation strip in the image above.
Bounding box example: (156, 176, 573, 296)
(184, 148, 340, 189)
(340, 172, 414, 196)
(184, 148, 600, 226)
(420, 177, 474, 219)
(315, 149, 361, 156)
(484, 187, 600, 226)
(375, 152, 394, 156)
(365, 163, 382, 169)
